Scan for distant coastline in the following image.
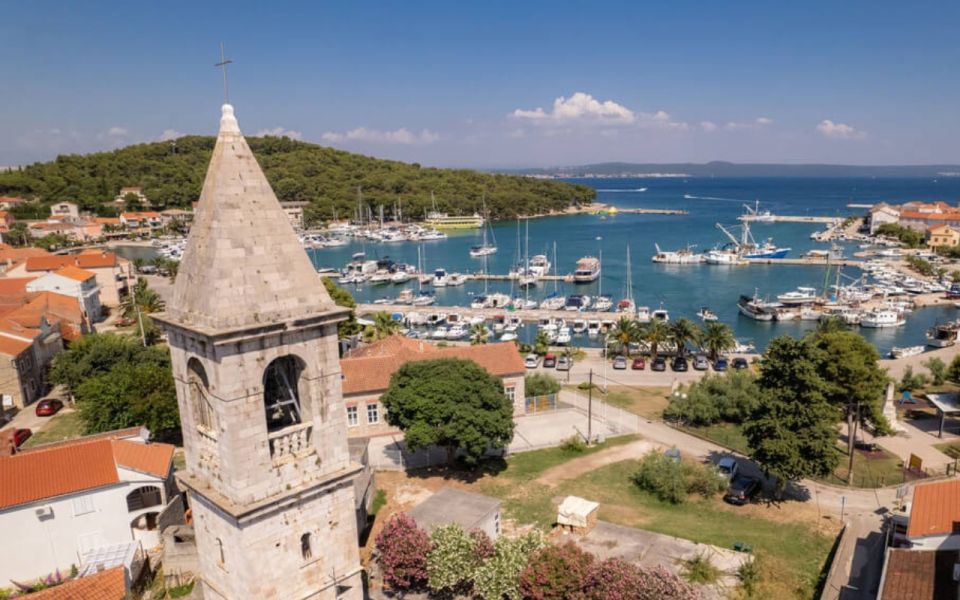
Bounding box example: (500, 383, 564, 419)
(502, 161, 960, 179)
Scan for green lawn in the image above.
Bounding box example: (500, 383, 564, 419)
(825, 446, 914, 488)
(686, 422, 751, 455)
(498, 434, 639, 483)
(473, 448, 833, 599)
(22, 411, 84, 448)
(934, 441, 960, 460)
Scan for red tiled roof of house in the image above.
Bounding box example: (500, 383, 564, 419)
(121, 211, 161, 219)
(0, 334, 32, 356)
(94, 217, 121, 225)
(25, 252, 117, 272)
(5, 292, 84, 341)
(0, 437, 174, 510)
(29, 221, 76, 231)
(341, 336, 526, 394)
(880, 548, 960, 600)
(28, 566, 126, 600)
(927, 224, 955, 233)
(111, 439, 174, 477)
(0, 244, 49, 263)
(907, 479, 960, 538)
(900, 211, 960, 222)
(0, 196, 25, 204)
(55, 265, 96, 282)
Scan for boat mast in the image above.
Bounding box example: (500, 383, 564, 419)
(553, 241, 558, 293)
(625, 245, 633, 302)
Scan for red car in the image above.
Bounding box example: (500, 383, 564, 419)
(13, 428, 31, 447)
(631, 357, 646, 370)
(35, 399, 64, 417)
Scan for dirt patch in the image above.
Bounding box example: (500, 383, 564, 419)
(536, 440, 656, 486)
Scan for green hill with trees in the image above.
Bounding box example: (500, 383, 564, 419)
(0, 136, 594, 223)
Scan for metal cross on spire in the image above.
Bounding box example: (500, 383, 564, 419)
(214, 43, 233, 104)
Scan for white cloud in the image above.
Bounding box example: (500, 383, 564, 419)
(255, 127, 303, 140)
(700, 121, 718, 132)
(510, 92, 688, 132)
(725, 117, 773, 131)
(106, 126, 128, 136)
(158, 129, 184, 142)
(816, 119, 864, 139)
(321, 127, 439, 145)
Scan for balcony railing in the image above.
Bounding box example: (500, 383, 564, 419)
(268, 422, 313, 463)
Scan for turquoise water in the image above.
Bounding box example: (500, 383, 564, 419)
(303, 177, 960, 353)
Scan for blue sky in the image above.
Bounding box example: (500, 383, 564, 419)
(2, 1, 958, 168)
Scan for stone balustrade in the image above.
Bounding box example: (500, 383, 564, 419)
(268, 422, 314, 463)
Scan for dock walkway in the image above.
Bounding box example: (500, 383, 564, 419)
(358, 303, 623, 323)
(740, 215, 841, 224)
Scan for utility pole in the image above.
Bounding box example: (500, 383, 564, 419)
(587, 369, 593, 444)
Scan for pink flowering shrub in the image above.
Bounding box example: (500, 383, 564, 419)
(579, 559, 700, 600)
(375, 513, 432, 592)
(518, 542, 594, 600)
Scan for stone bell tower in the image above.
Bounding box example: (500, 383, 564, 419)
(154, 104, 363, 600)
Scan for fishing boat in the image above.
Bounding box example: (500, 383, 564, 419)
(927, 322, 960, 348)
(777, 287, 818, 305)
(573, 256, 601, 283)
(703, 248, 743, 265)
(860, 309, 905, 329)
(742, 239, 791, 260)
(738, 200, 776, 223)
(697, 307, 718, 321)
(890, 346, 924, 359)
(737, 292, 775, 321)
(651, 243, 703, 264)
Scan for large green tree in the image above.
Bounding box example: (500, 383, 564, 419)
(808, 329, 891, 456)
(742, 336, 842, 495)
(698, 321, 736, 361)
(321, 276, 361, 339)
(380, 358, 515, 465)
(49, 333, 179, 439)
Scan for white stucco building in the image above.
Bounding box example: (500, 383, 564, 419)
(0, 429, 175, 584)
(26, 265, 103, 321)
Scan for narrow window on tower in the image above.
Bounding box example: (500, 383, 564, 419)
(301, 532, 312, 560)
(217, 538, 225, 566)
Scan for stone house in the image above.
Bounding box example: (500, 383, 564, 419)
(26, 265, 103, 321)
(9, 250, 134, 307)
(50, 201, 80, 220)
(868, 203, 900, 234)
(339, 336, 527, 438)
(0, 429, 175, 584)
(925, 224, 960, 248)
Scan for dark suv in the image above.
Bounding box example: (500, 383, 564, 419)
(724, 474, 761, 505)
(651, 356, 667, 371)
(671, 356, 688, 372)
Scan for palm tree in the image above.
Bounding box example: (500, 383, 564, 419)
(122, 278, 164, 318)
(668, 318, 699, 358)
(534, 330, 551, 355)
(363, 311, 401, 342)
(641, 319, 669, 358)
(470, 323, 489, 345)
(610, 316, 638, 356)
(699, 321, 736, 361)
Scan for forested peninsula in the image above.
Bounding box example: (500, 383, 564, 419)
(0, 136, 594, 222)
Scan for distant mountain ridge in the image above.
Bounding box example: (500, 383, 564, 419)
(508, 161, 960, 178)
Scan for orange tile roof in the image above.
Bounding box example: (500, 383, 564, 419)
(25, 252, 117, 272)
(927, 224, 955, 233)
(880, 548, 960, 600)
(111, 439, 174, 477)
(341, 336, 525, 395)
(0, 438, 173, 510)
(121, 211, 161, 219)
(0, 244, 49, 263)
(908, 479, 960, 538)
(29, 566, 126, 600)
(900, 211, 960, 222)
(94, 217, 121, 225)
(0, 334, 32, 356)
(0, 277, 36, 296)
(55, 265, 96, 282)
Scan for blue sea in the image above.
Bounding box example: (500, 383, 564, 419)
(298, 177, 960, 354)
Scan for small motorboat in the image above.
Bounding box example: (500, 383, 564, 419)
(889, 345, 924, 359)
(697, 307, 718, 322)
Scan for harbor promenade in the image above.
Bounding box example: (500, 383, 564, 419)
(358, 302, 624, 323)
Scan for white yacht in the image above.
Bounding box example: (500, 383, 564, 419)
(776, 287, 818, 305)
(593, 295, 613, 312)
(573, 256, 601, 282)
(446, 273, 469, 286)
(704, 248, 743, 265)
(431, 326, 449, 339)
(391, 271, 412, 284)
(697, 307, 718, 322)
(572, 319, 588, 334)
(555, 327, 572, 345)
(651, 306, 670, 322)
(636, 306, 651, 323)
(529, 254, 551, 277)
(432, 268, 449, 287)
(587, 320, 601, 336)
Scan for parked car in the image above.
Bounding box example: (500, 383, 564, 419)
(543, 353, 556, 368)
(524, 354, 540, 369)
(732, 357, 749, 370)
(671, 356, 688, 372)
(693, 355, 710, 371)
(35, 398, 64, 417)
(716, 456, 739, 480)
(664, 447, 681, 463)
(724, 474, 761, 505)
(13, 428, 31, 447)
(631, 357, 646, 370)
(713, 357, 728, 371)
(556, 356, 571, 371)
(612, 355, 627, 370)
(651, 356, 667, 371)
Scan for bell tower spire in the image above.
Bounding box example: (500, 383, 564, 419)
(154, 99, 363, 599)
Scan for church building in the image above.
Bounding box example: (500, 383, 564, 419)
(154, 103, 363, 599)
